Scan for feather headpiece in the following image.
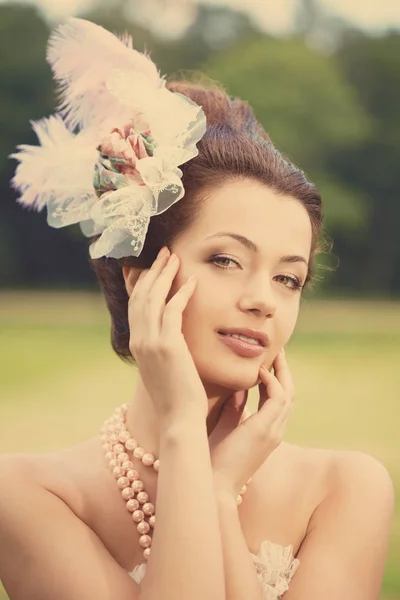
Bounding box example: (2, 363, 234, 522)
(9, 18, 207, 259)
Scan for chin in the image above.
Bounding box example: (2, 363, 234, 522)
(196, 355, 262, 393)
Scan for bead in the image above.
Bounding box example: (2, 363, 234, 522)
(143, 547, 151, 560)
(139, 534, 152, 548)
(142, 453, 155, 467)
(149, 515, 156, 527)
(133, 447, 145, 459)
(236, 495, 243, 505)
(153, 459, 160, 472)
(132, 510, 145, 522)
(110, 433, 119, 444)
(122, 460, 134, 471)
(117, 476, 130, 489)
(240, 484, 247, 495)
(118, 430, 131, 443)
(137, 520, 150, 535)
(127, 469, 140, 482)
(136, 491, 148, 504)
(105, 451, 117, 461)
(113, 443, 125, 454)
(132, 480, 144, 493)
(246, 477, 252, 485)
(117, 452, 129, 462)
(102, 442, 112, 452)
(142, 502, 154, 516)
(125, 438, 138, 451)
(113, 466, 125, 478)
(126, 499, 140, 512)
(108, 458, 119, 469)
(122, 487, 135, 500)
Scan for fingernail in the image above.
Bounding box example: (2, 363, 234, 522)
(158, 247, 168, 259)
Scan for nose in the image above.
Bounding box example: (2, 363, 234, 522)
(239, 278, 276, 318)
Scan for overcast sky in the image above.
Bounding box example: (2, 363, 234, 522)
(3, 0, 400, 37)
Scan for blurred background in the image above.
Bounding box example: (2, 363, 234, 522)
(0, 0, 399, 598)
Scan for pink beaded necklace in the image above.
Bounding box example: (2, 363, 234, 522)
(100, 403, 251, 562)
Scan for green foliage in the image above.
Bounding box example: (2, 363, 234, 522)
(203, 35, 371, 169)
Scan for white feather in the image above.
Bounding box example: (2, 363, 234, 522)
(46, 18, 164, 132)
(9, 113, 98, 211)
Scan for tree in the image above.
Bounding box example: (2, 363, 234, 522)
(333, 30, 400, 292)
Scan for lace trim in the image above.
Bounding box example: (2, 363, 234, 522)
(128, 539, 300, 599)
(250, 540, 300, 599)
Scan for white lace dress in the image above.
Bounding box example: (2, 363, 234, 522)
(128, 539, 300, 599)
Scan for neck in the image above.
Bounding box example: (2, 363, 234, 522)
(125, 375, 232, 460)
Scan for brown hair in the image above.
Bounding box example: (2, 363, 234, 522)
(90, 77, 326, 364)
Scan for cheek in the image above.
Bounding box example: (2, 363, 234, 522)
(278, 305, 299, 346)
(180, 285, 220, 350)
(181, 286, 207, 327)
(261, 307, 299, 367)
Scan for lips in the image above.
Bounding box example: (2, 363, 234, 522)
(217, 328, 269, 347)
(217, 332, 265, 358)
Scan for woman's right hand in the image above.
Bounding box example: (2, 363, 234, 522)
(127, 246, 209, 427)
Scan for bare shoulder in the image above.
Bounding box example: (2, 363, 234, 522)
(280, 448, 395, 599)
(0, 451, 41, 481)
(303, 446, 395, 533)
(269, 443, 394, 564)
(286, 443, 394, 503)
(0, 451, 140, 600)
(0, 440, 100, 517)
(323, 448, 394, 499)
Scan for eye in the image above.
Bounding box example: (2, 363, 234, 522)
(211, 255, 304, 292)
(210, 254, 240, 270)
(275, 275, 303, 291)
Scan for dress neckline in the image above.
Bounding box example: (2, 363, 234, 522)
(127, 538, 299, 577)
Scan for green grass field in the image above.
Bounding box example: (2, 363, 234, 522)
(0, 292, 399, 599)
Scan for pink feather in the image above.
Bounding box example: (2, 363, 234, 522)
(46, 18, 164, 132)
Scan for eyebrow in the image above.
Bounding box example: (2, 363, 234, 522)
(205, 232, 309, 267)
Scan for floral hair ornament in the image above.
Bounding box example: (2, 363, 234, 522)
(9, 17, 207, 259)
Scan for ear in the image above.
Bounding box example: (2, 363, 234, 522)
(122, 265, 142, 298)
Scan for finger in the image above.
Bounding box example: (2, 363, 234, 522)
(162, 275, 197, 339)
(209, 390, 248, 449)
(258, 365, 282, 405)
(134, 247, 170, 296)
(267, 367, 293, 429)
(144, 254, 183, 338)
(273, 349, 295, 400)
(257, 366, 289, 421)
(129, 249, 171, 337)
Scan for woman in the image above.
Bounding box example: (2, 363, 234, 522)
(0, 17, 394, 600)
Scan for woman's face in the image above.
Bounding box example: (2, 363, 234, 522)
(168, 179, 313, 395)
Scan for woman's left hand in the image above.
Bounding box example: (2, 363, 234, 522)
(209, 349, 295, 502)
